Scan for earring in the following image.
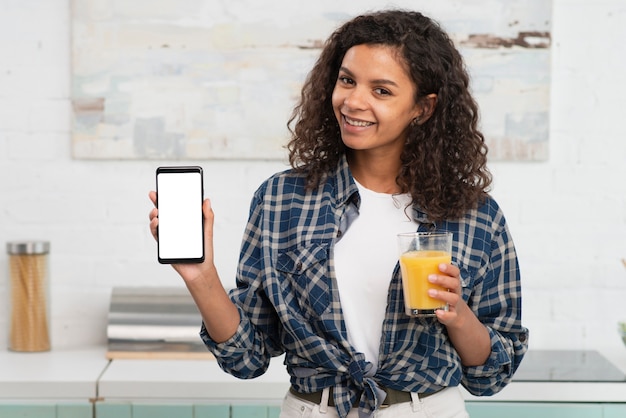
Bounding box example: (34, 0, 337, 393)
(411, 117, 420, 127)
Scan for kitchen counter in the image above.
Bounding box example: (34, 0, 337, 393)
(0, 347, 108, 400)
(1, 347, 625, 403)
(462, 348, 626, 403)
(98, 354, 290, 401)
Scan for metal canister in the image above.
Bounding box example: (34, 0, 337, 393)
(7, 241, 51, 352)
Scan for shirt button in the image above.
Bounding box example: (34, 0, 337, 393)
(519, 333, 528, 343)
(295, 261, 302, 272)
(337, 230, 343, 238)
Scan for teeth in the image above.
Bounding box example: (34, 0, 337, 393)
(345, 116, 373, 127)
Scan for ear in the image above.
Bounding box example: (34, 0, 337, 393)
(413, 94, 437, 125)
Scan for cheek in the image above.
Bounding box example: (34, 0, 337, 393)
(331, 89, 343, 120)
(331, 88, 342, 108)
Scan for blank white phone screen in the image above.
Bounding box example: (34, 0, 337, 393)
(157, 171, 203, 261)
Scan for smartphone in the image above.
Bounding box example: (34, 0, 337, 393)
(156, 166, 205, 264)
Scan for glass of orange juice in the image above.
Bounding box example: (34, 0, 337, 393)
(397, 232, 453, 317)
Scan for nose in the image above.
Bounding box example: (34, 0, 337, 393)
(342, 87, 367, 111)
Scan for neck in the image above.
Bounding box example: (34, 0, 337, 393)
(347, 151, 403, 194)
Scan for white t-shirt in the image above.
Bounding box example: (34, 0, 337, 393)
(333, 180, 417, 370)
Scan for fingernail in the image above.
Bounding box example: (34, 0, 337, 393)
(428, 274, 437, 283)
(428, 289, 437, 297)
(439, 263, 447, 272)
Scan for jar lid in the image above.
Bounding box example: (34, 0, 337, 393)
(7, 241, 50, 255)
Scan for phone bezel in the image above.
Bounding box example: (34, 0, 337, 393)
(156, 166, 205, 264)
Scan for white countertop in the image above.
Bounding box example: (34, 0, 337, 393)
(0, 347, 109, 400)
(98, 355, 291, 401)
(1, 347, 625, 403)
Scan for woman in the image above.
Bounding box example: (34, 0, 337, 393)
(149, 9, 528, 418)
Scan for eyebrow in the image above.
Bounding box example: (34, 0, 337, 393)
(339, 66, 400, 88)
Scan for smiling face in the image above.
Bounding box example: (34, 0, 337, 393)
(331, 44, 423, 157)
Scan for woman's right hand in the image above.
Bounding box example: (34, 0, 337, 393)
(148, 191, 216, 284)
(148, 190, 240, 343)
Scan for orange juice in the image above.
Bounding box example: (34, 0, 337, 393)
(399, 250, 451, 315)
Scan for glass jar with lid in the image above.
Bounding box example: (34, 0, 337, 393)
(7, 241, 51, 352)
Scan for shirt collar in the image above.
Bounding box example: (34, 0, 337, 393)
(333, 154, 360, 208)
(331, 153, 438, 227)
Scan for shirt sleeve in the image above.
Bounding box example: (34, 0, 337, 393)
(460, 203, 529, 395)
(199, 185, 284, 379)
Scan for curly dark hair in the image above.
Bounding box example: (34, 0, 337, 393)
(287, 9, 492, 222)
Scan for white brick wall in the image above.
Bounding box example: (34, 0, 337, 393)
(0, 0, 625, 350)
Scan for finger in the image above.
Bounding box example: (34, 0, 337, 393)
(435, 308, 457, 323)
(438, 262, 459, 277)
(149, 215, 159, 240)
(428, 273, 460, 294)
(201, 199, 215, 261)
(203, 198, 213, 220)
(428, 288, 460, 306)
(149, 207, 158, 221)
(148, 190, 157, 206)
(203, 199, 214, 234)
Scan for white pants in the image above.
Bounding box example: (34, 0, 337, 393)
(279, 386, 469, 418)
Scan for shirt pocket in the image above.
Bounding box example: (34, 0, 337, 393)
(276, 244, 331, 317)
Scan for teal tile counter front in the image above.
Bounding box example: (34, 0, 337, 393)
(465, 403, 626, 418)
(0, 403, 92, 418)
(95, 403, 280, 418)
(466, 402, 604, 418)
(604, 404, 626, 418)
(0, 401, 625, 418)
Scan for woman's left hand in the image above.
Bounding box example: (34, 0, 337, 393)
(428, 263, 491, 366)
(427, 263, 468, 328)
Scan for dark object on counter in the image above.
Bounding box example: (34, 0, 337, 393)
(514, 350, 626, 382)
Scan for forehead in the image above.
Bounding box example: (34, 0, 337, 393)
(341, 44, 412, 81)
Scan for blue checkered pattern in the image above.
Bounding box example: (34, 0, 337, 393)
(201, 156, 528, 418)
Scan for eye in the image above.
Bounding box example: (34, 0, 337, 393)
(374, 87, 391, 96)
(338, 75, 355, 86)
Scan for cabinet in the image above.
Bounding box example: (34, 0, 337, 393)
(94, 403, 281, 418)
(466, 402, 604, 418)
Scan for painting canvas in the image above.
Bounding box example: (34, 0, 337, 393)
(71, 0, 551, 161)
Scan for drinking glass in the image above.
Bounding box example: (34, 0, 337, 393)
(397, 232, 452, 317)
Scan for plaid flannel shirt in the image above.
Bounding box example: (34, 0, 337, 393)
(201, 155, 528, 418)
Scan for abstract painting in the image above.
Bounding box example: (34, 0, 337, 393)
(71, 0, 551, 160)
